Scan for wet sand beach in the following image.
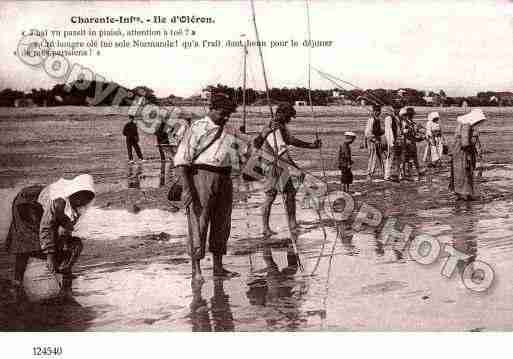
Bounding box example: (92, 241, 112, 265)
(1, 106, 513, 331)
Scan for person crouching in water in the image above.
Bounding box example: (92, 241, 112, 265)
(338, 132, 357, 192)
(449, 109, 486, 201)
(173, 93, 241, 282)
(5, 174, 95, 300)
(257, 102, 321, 237)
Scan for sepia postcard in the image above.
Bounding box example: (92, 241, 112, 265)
(1, 1, 513, 354)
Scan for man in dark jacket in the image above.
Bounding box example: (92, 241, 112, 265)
(123, 116, 144, 163)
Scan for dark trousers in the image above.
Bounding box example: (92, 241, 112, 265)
(187, 168, 233, 259)
(157, 145, 166, 161)
(126, 140, 143, 160)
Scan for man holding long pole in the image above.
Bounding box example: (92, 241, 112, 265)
(174, 93, 240, 282)
(258, 103, 321, 236)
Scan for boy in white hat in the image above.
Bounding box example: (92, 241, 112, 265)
(338, 132, 357, 192)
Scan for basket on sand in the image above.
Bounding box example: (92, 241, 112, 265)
(23, 257, 63, 302)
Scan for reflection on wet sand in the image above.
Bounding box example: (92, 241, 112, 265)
(1, 160, 513, 331)
(0, 294, 95, 331)
(127, 163, 142, 189)
(160, 161, 167, 188)
(340, 231, 359, 256)
(246, 246, 307, 330)
(450, 201, 479, 278)
(189, 279, 235, 331)
(127, 161, 173, 190)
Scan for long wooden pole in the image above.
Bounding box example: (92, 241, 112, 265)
(305, 0, 327, 182)
(250, 0, 302, 271)
(242, 34, 248, 133)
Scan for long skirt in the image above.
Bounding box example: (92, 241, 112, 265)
(423, 136, 443, 164)
(367, 141, 384, 176)
(450, 147, 475, 199)
(6, 185, 83, 281)
(6, 185, 45, 255)
(384, 145, 401, 180)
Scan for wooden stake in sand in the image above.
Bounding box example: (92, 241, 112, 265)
(250, 0, 303, 271)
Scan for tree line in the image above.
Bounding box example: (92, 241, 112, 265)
(0, 81, 511, 107)
(0, 81, 157, 107)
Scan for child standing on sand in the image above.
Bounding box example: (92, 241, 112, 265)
(338, 132, 357, 192)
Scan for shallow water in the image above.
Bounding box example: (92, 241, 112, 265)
(2, 162, 512, 331)
(1, 108, 513, 330)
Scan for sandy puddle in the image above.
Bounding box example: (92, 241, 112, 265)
(1, 162, 513, 330)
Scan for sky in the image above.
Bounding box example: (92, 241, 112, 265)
(1, 0, 513, 98)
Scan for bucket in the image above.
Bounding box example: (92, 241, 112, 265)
(23, 257, 63, 302)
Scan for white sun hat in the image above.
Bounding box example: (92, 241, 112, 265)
(48, 174, 96, 200)
(457, 108, 486, 126)
(37, 174, 96, 220)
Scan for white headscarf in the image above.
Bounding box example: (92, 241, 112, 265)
(37, 174, 95, 222)
(426, 111, 441, 135)
(457, 108, 486, 126)
(427, 111, 440, 123)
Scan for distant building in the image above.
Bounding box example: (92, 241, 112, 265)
(332, 90, 344, 98)
(423, 94, 442, 106)
(329, 98, 354, 106)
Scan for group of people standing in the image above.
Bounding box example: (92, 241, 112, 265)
(363, 103, 430, 183)
(4, 92, 487, 301)
(172, 96, 488, 282)
(341, 102, 485, 202)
